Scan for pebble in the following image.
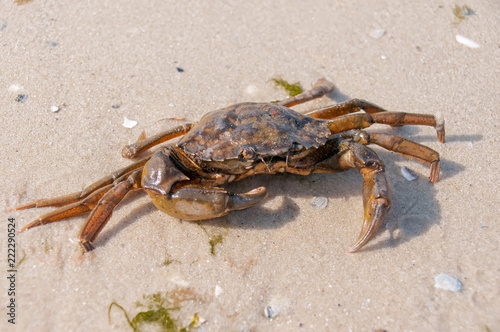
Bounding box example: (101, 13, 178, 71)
(50, 105, 59, 113)
(15, 94, 28, 103)
(434, 273, 463, 292)
(309, 196, 327, 210)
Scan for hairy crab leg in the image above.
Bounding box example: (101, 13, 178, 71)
(18, 184, 113, 233)
(277, 78, 335, 107)
(341, 130, 441, 183)
(79, 155, 151, 197)
(9, 155, 151, 212)
(18, 165, 145, 232)
(303, 98, 389, 118)
(327, 111, 445, 144)
(368, 133, 441, 183)
(122, 123, 194, 159)
(79, 169, 143, 252)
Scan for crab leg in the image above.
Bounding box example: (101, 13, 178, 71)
(303, 98, 389, 118)
(80, 155, 152, 197)
(369, 133, 441, 183)
(341, 130, 441, 183)
(79, 169, 143, 252)
(327, 111, 445, 143)
(9, 156, 151, 212)
(277, 78, 335, 107)
(18, 184, 113, 233)
(122, 123, 194, 159)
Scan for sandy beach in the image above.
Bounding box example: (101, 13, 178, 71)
(1, 0, 499, 331)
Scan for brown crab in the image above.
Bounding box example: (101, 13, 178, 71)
(11, 79, 444, 253)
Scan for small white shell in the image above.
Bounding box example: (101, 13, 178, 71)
(264, 305, 279, 318)
(246, 84, 258, 95)
(401, 166, 418, 181)
(369, 29, 385, 39)
(122, 116, 138, 128)
(456, 35, 480, 48)
(309, 196, 328, 210)
(434, 273, 463, 292)
(214, 285, 223, 297)
(9, 84, 22, 92)
(50, 105, 60, 113)
(190, 314, 207, 327)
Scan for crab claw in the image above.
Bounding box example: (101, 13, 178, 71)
(147, 185, 267, 221)
(348, 168, 391, 253)
(227, 186, 268, 212)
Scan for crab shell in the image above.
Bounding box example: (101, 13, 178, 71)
(177, 102, 332, 166)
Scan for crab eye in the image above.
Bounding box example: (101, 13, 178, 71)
(289, 142, 304, 154)
(239, 147, 256, 160)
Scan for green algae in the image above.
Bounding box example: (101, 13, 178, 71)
(453, 4, 475, 23)
(109, 291, 203, 332)
(271, 78, 304, 97)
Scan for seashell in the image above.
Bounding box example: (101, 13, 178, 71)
(434, 273, 463, 292)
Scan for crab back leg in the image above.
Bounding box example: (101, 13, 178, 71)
(79, 169, 143, 252)
(18, 184, 113, 233)
(368, 132, 441, 183)
(142, 149, 267, 221)
(277, 78, 335, 107)
(340, 130, 441, 183)
(304, 99, 445, 144)
(122, 123, 194, 159)
(9, 155, 151, 212)
(313, 141, 392, 252)
(303, 98, 390, 118)
(327, 111, 445, 143)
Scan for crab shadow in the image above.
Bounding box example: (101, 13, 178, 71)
(216, 152, 464, 252)
(96, 148, 464, 252)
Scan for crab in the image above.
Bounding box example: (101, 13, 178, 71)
(11, 79, 445, 253)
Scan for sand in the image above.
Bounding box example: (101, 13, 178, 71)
(1, 0, 499, 331)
